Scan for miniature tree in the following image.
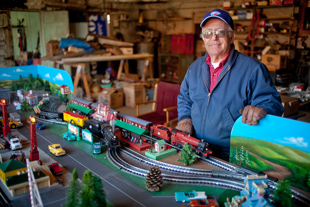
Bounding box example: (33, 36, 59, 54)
(21, 99, 31, 112)
(65, 168, 81, 207)
(10, 81, 18, 91)
(44, 80, 51, 91)
(92, 174, 106, 207)
(307, 170, 310, 188)
(80, 170, 106, 207)
(273, 179, 292, 207)
(234, 148, 240, 165)
(145, 166, 163, 192)
(177, 142, 197, 165)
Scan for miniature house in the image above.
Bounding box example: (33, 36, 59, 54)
(0, 159, 50, 197)
(155, 140, 166, 153)
(60, 84, 70, 95)
(25, 90, 38, 106)
(92, 104, 117, 122)
(17, 90, 23, 102)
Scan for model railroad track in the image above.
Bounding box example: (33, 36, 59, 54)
(107, 148, 245, 191)
(142, 134, 239, 172)
(109, 146, 310, 206)
(34, 116, 67, 125)
(121, 147, 245, 180)
(268, 181, 310, 207)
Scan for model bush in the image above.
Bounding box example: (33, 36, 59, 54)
(177, 142, 196, 165)
(145, 166, 163, 192)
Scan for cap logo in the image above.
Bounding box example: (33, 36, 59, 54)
(211, 11, 221, 16)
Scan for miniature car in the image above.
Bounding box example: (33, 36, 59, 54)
(48, 144, 66, 156)
(36, 122, 46, 130)
(93, 142, 102, 154)
(62, 132, 76, 141)
(190, 196, 219, 207)
(175, 191, 207, 203)
(49, 162, 63, 176)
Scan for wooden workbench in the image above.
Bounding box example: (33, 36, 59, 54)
(59, 53, 154, 81)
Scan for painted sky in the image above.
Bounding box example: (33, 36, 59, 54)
(231, 114, 310, 153)
(0, 65, 73, 92)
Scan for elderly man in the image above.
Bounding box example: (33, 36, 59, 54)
(176, 9, 284, 161)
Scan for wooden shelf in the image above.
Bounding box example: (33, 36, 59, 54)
(225, 4, 297, 11)
(119, 17, 191, 22)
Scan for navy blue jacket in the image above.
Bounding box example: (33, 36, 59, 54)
(177, 45, 284, 151)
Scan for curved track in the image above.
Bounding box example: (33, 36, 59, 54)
(107, 148, 245, 191)
(107, 146, 310, 207)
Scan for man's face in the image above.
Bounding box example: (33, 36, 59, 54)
(202, 19, 235, 61)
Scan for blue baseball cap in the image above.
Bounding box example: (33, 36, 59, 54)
(200, 9, 234, 30)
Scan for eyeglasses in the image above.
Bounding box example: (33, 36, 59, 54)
(201, 30, 233, 39)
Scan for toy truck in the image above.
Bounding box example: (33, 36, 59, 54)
(48, 144, 66, 156)
(9, 112, 23, 127)
(0, 117, 22, 129)
(10, 137, 22, 151)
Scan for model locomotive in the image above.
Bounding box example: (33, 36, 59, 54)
(151, 125, 212, 158)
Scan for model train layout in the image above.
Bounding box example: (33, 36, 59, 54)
(2, 93, 309, 207)
(34, 95, 211, 156)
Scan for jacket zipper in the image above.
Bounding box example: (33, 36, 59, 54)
(201, 65, 232, 134)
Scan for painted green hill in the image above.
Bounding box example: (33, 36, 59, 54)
(231, 136, 310, 191)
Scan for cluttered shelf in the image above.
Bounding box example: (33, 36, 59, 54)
(224, 4, 298, 11)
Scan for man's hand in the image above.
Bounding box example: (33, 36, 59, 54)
(175, 118, 193, 134)
(240, 106, 267, 125)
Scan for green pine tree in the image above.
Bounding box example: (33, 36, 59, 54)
(80, 170, 106, 207)
(10, 81, 18, 91)
(65, 168, 81, 207)
(273, 179, 292, 207)
(177, 142, 197, 165)
(92, 175, 106, 207)
(21, 99, 31, 112)
(234, 148, 240, 165)
(307, 170, 310, 188)
(44, 81, 51, 91)
(244, 151, 250, 167)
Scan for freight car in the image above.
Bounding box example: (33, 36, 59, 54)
(63, 111, 88, 128)
(151, 125, 212, 158)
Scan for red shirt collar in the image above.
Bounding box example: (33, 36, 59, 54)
(206, 50, 232, 69)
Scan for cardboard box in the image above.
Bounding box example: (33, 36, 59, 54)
(269, 0, 282, 5)
(20, 52, 32, 62)
(261, 54, 288, 71)
(257, 0, 268, 5)
(280, 95, 299, 117)
(122, 83, 146, 108)
(98, 88, 124, 109)
(46, 40, 60, 56)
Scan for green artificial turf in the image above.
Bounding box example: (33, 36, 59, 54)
(20, 112, 239, 206)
